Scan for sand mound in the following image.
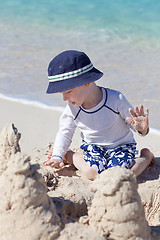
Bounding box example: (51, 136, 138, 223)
(87, 167, 152, 240)
(0, 123, 21, 174)
(0, 124, 61, 240)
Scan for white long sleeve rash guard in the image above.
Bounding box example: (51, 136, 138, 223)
(52, 87, 136, 161)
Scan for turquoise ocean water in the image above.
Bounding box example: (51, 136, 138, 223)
(0, 0, 160, 131)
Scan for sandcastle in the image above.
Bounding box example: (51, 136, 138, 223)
(0, 124, 61, 240)
(0, 123, 159, 239)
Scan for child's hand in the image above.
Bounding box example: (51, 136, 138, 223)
(43, 151, 64, 168)
(126, 105, 149, 136)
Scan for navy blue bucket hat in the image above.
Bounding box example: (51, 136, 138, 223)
(46, 50, 103, 93)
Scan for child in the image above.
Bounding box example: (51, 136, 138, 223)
(44, 50, 154, 180)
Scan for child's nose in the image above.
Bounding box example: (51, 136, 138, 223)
(62, 93, 68, 101)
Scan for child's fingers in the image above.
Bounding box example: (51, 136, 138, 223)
(135, 106, 140, 116)
(50, 162, 59, 168)
(43, 158, 64, 168)
(59, 162, 65, 168)
(43, 159, 53, 165)
(145, 108, 149, 117)
(50, 162, 64, 168)
(48, 151, 52, 156)
(48, 151, 53, 157)
(43, 158, 56, 165)
(129, 108, 136, 118)
(139, 105, 144, 116)
(47, 151, 53, 160)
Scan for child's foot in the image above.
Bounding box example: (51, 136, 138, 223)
(140, 148, 155, 166)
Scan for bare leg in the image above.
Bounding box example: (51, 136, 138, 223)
(64, 148, 154, 179)
(130, 148, 154, 176)
(64, 150, 98, 180)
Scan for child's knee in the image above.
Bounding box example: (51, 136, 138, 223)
(140, 148, 154, 166)
(83, 167, 98, 180)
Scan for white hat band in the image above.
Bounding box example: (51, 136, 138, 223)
(48, 63, 93, 82)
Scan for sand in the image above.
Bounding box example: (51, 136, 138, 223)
(0, 98, 160, 240)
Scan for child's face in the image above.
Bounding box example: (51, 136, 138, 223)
(62, 84, 89, 107)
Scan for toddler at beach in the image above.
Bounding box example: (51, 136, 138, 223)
(44, 50, 153, 180)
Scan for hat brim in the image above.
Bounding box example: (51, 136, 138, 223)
(46, 67, 103, 94)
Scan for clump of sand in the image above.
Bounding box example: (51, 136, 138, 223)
(0, 124, 61, 240)
(87, 167, 152, 240)
(0, 123, 21, 174)
(0, 124, 159, 240)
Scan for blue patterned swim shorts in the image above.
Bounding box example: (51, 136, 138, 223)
(80, 142, 137, 174)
